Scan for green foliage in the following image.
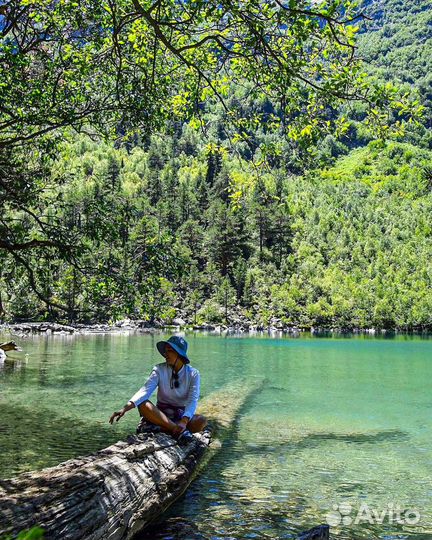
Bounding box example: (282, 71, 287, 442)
(356, 0, 432, 139)
(2, 134, 432, 330)
(2, 0, 406, 151)
(1, 527, 45, 540)
(358, 0, 432, 95)
(196, 299, 225, 325)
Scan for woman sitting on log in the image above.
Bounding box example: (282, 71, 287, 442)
(109, 336, 207, 445)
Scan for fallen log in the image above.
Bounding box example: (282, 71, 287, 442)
(0, 380, 263, 540)
(0, 341, 21, 362)
(0, 341, 20, 353)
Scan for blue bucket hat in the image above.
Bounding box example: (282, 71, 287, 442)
(156, 335, 190, 364)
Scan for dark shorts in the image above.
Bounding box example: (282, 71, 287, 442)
(157, 401, 186, 422)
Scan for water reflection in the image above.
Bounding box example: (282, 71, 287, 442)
(0, 356, 27, 374)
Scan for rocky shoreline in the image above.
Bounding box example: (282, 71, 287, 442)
(0, 318, 429, 337)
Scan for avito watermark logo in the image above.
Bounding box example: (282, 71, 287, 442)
(325, 502, 421, 527)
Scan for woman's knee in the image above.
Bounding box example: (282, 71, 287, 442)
(189, 414, 207, 431)
(138, 400, 153, 414)
(199, 415, 208, 428)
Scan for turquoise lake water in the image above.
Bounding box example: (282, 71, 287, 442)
(0, 331, 431, 539)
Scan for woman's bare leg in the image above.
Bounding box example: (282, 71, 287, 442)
(137, 401, 181, 434)
(187, 414, 208, 433)
(138, 402, 208, 435)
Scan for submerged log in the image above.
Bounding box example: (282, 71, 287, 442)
(0, 380, 262, 540)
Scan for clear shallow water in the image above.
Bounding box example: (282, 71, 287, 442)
(1, 332, 431, 539)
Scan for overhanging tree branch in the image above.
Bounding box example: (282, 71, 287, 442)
(5, 249, 70, 312)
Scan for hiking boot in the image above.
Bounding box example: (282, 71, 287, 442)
(176, 429, 194, 446)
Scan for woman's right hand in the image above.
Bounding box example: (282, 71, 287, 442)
(172, 422, 186, 437)
(109, 409, 126, 424)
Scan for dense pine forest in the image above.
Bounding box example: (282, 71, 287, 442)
(1, 0, 431, 330)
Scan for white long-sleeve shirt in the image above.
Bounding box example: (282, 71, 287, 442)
(129, 362, 200, 419)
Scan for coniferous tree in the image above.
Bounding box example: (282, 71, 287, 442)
(196, 172, 210, 215)
(205, 201, 252, 277)
(251, 176, 274, 260)
(205, 151, 223, 187)
(211, 165, 233, 204)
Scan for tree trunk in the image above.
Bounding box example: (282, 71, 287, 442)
(0, 432, 211, 540)
(0, 276, 4, 320)
(0, 340, 20, 352)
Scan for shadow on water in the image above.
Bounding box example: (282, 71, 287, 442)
(242, 428, 410, 457)
(0, 402, 129, 478)
(300, 429, 410, 445)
